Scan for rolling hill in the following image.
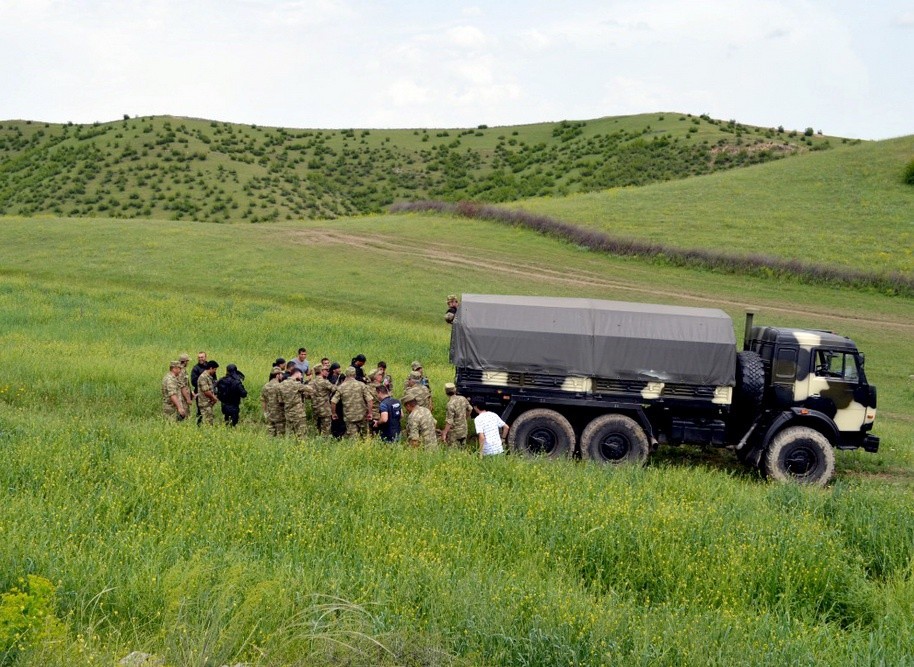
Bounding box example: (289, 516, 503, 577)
(0, 113, 838, 222)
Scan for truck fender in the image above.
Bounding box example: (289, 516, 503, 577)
(760, 408, 839, 451)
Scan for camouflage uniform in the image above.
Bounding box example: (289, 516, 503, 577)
(331, 378, 373, 437)
(280, 378, 313, 439)
(177, 366, 192, 412)
(196, 371, 218, 425)
(310, 375, 335, 435)
(413, 383, 432, 410)
(369, 382, 382, 423)
(407, 406, 438, 449)
(162, 372, 183, 421)
(445, 393, 471, 447)
(261, 378, 285, 436)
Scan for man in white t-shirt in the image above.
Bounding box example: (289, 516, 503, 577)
(472, 397, 509, 458)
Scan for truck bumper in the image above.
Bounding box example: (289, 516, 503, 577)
(863, 434, 880, 453)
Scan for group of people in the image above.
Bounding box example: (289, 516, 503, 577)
(161, 343, 510, 457)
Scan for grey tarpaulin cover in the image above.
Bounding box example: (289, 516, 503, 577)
(450, 294, 736, 386)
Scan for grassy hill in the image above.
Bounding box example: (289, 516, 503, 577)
(0, 113, 838, 222)
(1, 213, 913, 665)
(513, 135, 914, 276)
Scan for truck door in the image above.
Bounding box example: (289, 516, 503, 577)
(804, 349, 868, 431)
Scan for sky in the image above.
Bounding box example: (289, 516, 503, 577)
(1, 0, 912, 140)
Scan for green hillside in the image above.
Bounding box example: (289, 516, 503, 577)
(514, 135, 914, 276)
(1, 213, 913, 665)
(0, 113, 838, 222)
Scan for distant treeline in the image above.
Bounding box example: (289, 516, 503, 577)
(391, 200, 914, 298)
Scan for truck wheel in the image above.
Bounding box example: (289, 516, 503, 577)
(581, 414, 649, 465)
(733, 351, 765, 418)
(509, 409, 575, 458)
(763, 426, 835, 486)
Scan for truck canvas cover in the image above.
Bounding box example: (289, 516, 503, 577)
(450, 294, 736, 386)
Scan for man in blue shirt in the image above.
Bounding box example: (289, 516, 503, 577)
(375, 385, 402, 442)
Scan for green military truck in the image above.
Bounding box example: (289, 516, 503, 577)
(451, 294, 879, 485)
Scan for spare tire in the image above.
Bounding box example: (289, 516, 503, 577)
(508, 409, 575, 458)
(732, 351, 765, 425)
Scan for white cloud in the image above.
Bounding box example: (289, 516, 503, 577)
(387, 79, 431, 106)
(445, 25, 488, 49)
(895, 12, 914, 27)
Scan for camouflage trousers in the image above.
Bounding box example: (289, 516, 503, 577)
(267, 418, 285, 437)
(344, 420, 368, 438)
(286, 416, 308, 439)
(313, 412, 332, 436)
(199, 403, 215, 425)
(163, 404, 186, 422)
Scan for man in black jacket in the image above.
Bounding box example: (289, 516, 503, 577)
(216, 363, 247, 426)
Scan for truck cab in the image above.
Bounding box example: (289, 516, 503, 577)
(746, 326, 878, 451)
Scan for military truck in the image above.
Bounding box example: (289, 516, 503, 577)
(450, 294, 879, 485)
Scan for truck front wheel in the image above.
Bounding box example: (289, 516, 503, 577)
(508, 409, 575, 458)
(763, 426, 835, 486)
(581, 414, 649, 465)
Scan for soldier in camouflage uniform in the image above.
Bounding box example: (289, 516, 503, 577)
(331, 367, 374, 437)
(309, 365, 335, 436)
(279, 367, 313, 439)
(404, 395, 438, 449)
(260, 366, 285, 436)
(441, 382, 471, 448)
(177, 353, 193, 414)
(162, 361, 187, 421)
(196, 360, 220, 425)
(367, 369, 384, 431)
(405, 372, 432, 410)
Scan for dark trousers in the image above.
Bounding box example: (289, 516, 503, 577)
(222, 404, 240, 426)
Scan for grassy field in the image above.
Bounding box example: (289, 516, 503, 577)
(514, 135, 914, 276)
(1, 213, 913, 665)
(0, 113, 838, 222)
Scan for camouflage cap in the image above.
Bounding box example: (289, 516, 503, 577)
(402, 390, 418, 405)
(444, 382, 456, 391)
(271, 366, 283, 374)
(408, 371, 422, 381)
(447, 294, 458, 301)
(345, 366, 357, 377)
(411, 361, 423, 371)
(178, 353, 190, 362)
(169, 360, 181, 369)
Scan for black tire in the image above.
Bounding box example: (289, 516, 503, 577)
(763, 426, 835, 486)
(508, 409, 575, 458)
(580, 414, 650, 465)
(733, 351, 765, 417)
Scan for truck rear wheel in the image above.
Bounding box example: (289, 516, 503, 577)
(581, 414, 649, 465)
(763, 426, 835, 486)
(508, 409, 575, 458)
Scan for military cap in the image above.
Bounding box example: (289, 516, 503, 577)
(206, 360, 220, 369)
(271, 366, 283, 374)
(411, 361, 423, 371)
(345, 366, 357, 377)
(408, 371, 422, 381)
(444, 382, 456, 391)
(169, 360, 181, 369)
(402, 392, 418, 405)
(179, 352, 190, 362)
(447, 294, 458, 301)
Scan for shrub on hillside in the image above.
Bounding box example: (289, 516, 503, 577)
(903, 158, 914, 185)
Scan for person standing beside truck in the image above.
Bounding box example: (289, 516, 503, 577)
(472, 397, 508, 457)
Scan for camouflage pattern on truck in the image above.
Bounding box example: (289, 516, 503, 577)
(748, 327, 877, 441)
